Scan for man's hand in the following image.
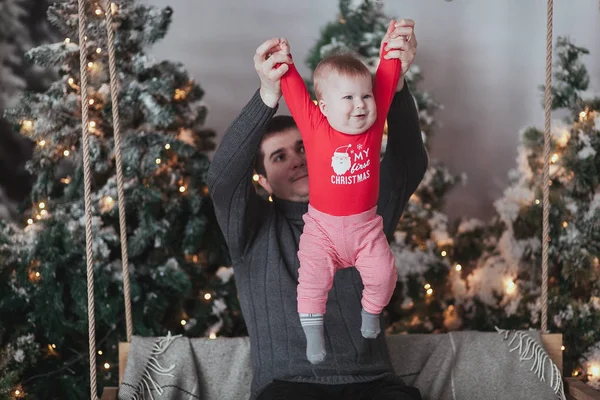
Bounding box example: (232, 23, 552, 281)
(254, 38, 293, 108)
(380, 19, 418, 91)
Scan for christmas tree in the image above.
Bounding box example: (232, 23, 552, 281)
(0, 0, 241, 397)
(445, 37, 600, 388)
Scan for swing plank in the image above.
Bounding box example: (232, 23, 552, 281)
(566, 378, 600, 400)
(541, 333, 563, 372)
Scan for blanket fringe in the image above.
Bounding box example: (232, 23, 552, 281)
(495, 327, 566, 400)
(130, 331, 182, 400)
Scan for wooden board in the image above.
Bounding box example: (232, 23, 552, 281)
(566, 378, 600, 400)
(100, 387, 118, 400)
(118, 342, 130, 384)
(541, 333, 563, 372)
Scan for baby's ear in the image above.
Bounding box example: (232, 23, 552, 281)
(318, 99, 328, 116)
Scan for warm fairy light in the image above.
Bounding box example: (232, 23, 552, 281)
(40, 210, 47, 216)
(155, 158, 162, 165)
(441, 251, 447, 257)
(551, 153, 559, 163)
(209, 332, 217, 339)
(51, 344, 56, 349)
(179, 186, 186, 193)
(535, 199, 540, 205)
(64, 38, 70, 44)
(557, 130, 570, 147)
(111, 2, 119, 14)
(104, 196, 114, 206)
(579, 111, 588, 121)
(35, 214, 42, 220)
(95, 8, 103, 15)
(89, 99, 95, 105)
(455, 264, 462, 272)
(96, 47, 102, 54)
(87, 62, 94, 68)
(204, 293, 212, 300)
(506, 279, 516, 295)
(268, 196, 273, 202)
(39, 202, 45, 209)
(426, 288, 433, 296)
(561, 345, 565, 351)
(424, 283, 431, 290)
(38, 140, 46, 147)
(104, 363, 110, 369)
(180, 319, 187, 326)
(68, 77, 74, 85)
(174, 88, 186, 100)
(89, 121, 96, 129)
(98, 350, 103, 355)
(23, 120, 33, 129)
(35, 272, 40, 278)
(591, 364, 600, 377)
(61, 176, 71, 184)
(164, 143, 170, 150)
(27, 219, 33, 225)
(562, 221, 568, 228)
(15, 389, 21, 396)
(253, 174, 259, 182)
(63, 150, 70, 157)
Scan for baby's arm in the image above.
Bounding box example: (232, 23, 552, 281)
(279, 42, 321, 138)
(373, 22, 403, 122)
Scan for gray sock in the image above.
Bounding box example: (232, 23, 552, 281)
(299, 313, 326, 364)
(361, 309, 381, 339)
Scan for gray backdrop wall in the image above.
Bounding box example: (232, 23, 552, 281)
(145, 0, 600, 220)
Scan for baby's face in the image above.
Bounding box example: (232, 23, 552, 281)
(319, 73, 376, 135)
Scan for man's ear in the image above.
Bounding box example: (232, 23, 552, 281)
(257, 174, 273, 195)
(318, 99, 328, 116)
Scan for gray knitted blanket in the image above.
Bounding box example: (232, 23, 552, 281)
(118, 329, 566, 400)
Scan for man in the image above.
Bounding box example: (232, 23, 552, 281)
(207, 20, 428, 400)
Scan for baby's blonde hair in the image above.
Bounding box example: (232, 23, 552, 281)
(313, 53, 371, 100)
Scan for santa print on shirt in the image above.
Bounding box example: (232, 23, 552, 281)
(281, 50, 400, 217)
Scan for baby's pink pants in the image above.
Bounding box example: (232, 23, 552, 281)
(297, 205, 397, 315)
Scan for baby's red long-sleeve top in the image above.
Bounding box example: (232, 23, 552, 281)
(281, 51, 401, 216)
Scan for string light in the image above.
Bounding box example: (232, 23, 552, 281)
(424, 283, 431, 290)
(550, 153, 558, 163)
(104, 363, 110, 369)
(253, 174, 259, 182)
(268, 196, 273, 202)
(23, 120, 33, 129)
(562, 221, 568, 228)
(180, 319, 187, 326)
(15, 389, 21, 397)
(155, 158, 162, 165)
(39, 202, 45, 209)
(505, 279, 516, 295)
(89, 121, 96, 129)
(61, 176, 71, 184)
(64, 38, 70, 44)
(63, 150, 70, 157)
(561, 345, 565, 351)
(174, 88, 186, 100)
(87, 62, 94, 68)
(68, 77, 75, 85)
(164, 143, 170, 150)
(591, 364, 600, 378)
(51, 344, 56, 349)
(455, 264, 462, 271)
(35, 214, 42, 220)
(179, 186, 186, 193)
(98, 350, 103, 355)
(38, 139, 46, 147)
(110, 2, 119, 14)
(535, 199, 540, 205)
(95, 8, 103, 15)
(209, 332, 217, 339)
(204, 293, 212, 300)
(579, 110, 588, 122)
(27, 218, 33, 225)
(557, 130, 570, 147)
(89, 99, 95, 105)
(40, 210, 47, 216)
(441, 251, 447, 257)
(426, 288, 433, 296)
(96, 47, 102, 54)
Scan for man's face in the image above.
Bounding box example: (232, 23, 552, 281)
(257, 127, 309, 202)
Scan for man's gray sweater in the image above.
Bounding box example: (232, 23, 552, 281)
(207, 84, 428, 400)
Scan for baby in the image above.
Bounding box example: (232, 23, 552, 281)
(280, 21, 405, 364)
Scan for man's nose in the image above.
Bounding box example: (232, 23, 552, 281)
(290, 153, 305, 169)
